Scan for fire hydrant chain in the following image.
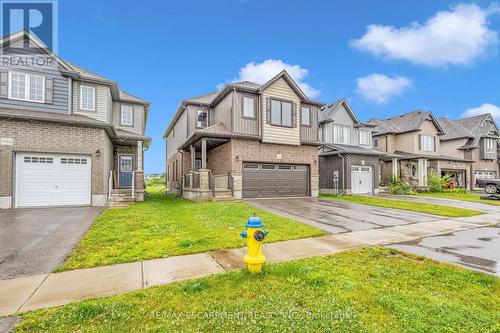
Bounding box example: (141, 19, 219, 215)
(240, 214, 268, 273)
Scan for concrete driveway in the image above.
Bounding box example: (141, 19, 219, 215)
(245, 197, 441, 234)
(0, 207, 103, 280)
(388, 226, 500, 276)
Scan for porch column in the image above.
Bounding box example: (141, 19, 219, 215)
(201, 139, 207, 169)
(190, 145, 196, 171)
(417, 158, 428, 186)
(137, 141, 143, 171)
(391, 158, 398, 178)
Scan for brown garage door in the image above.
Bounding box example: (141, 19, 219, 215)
(242, 163, 309, 198)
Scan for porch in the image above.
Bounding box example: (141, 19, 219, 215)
(107, 139, 146, 205)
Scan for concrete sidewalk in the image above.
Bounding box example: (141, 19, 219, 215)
(1, 213, 499, 317)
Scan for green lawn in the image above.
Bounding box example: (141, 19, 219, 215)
(55, 186, 325, 272)
(320, 194, 483, 217)
(17, 248, 500, 332)
(416, 191, 500, 206)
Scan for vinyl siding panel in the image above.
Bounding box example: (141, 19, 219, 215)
(112, 102, 145, 135)
(213, 92, 233, 131)
(166, 110, 188, 160)
(300, 104, 318, 142)
(233, 92, 258, 135)
(186, 104, 211, 135)
(0, 52, 70, 113)
(261, 78, 300, 145)
(73, 82, 111, 123)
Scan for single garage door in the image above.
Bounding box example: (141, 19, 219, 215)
(351, 165, 373, 194)
(15, 153, 91, 207)
(242, 163, 309, 198)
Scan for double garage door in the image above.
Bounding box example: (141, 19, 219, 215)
(15, 153, 91, 208)
(242, 163, 309, 198)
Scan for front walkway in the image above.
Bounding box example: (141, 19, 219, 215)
(1, 212, 498, 317)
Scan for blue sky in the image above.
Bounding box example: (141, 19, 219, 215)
(58, 0, 500, 173)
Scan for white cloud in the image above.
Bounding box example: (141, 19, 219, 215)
(224, 59, 320, 98)
(463, 103, 500, 119)
(350, 4, 498, 66)
(356, 73, 412, 104)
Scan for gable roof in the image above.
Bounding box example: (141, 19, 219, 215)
(164, 70, 324, 137)
(319, 98, 361, 124)
(454, 113, 500, 149)
(369, 110, 444, 136)
(436, 117, 474, 141)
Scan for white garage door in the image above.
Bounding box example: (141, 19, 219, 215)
(15, 153, 91, 207)
(351, 165, 373, 194)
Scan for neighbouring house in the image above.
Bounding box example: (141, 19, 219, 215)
(318, 99, 385, 195)
(164, 70, 322, 201)
(0, 31, 150, 209)
(369, 110, 474, 190)
(437, 113, 500, 186)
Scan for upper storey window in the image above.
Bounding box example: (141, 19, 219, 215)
(419, 134, 436, 152)
(333, 124, 351, 145)
(80, 85, 95, 111)
(197, 109, 208, 128)
(8, 72, 45, 103)
(359, 130, 371, 146)
(242, 96, 256, 119)
(484, 138, 497, 153)
(121, 105, 133, 126)
(301, 106, 310, 126)
(271, 99, 293, 127)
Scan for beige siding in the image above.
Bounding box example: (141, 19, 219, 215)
(73, 82, 111, 123)
(471, 148, 499, 174)
(233, 92, 259, 135)
(300, 104, 318, 142)
(395, 132, 416, 153)
(213, 92, 233, 131)
(440, 138, 467, 158)
(166, 110, 188, 160)
(261, 78, 300, 145)
(112, 102, 145, 135)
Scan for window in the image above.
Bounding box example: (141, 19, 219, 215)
(80, 85, 95, 111)
(484, 138, 496, 153)
(270, 99, 293, 127)
(332, 124, 351, 144)
(301, 107, 310, 126)
(121, 105, 133, 126)
(373, 138, 379, 148)
(8, 72, 45, 102)
(278, 165, 292, 170)
(359, 130, 371, 146)
(197, 110, 207, 128)
(24, 156, 53, 164)
(61, 157, 87, 165)
(242, 96, 255, 118)
(419, 135, 435, 152)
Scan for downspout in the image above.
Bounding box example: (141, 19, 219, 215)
(339, 153, 345, 196)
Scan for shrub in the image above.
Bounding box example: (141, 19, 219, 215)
(427, 171, 453, 192)
(146, 176, 166, 187)
(388, 177, 415, 195)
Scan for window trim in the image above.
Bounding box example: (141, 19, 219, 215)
(120, 104, 134, 127)
(8, 71, 45, 103)
(419, 134, 436, 152)
(301, 106, 311, 127)
(270, 98, 294, 128)
(80, 85, 96, 111)
(332, 123, 351, 145)
(241, 94, 257, 120)
(196, 109, 208, 129)
(359, 130, 371, 146)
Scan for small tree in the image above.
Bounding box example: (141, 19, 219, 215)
(427, 170, 452, 192)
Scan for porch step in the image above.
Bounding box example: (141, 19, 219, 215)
(111, 189, 133, 195)
(212, 189, 235, 202)
(105, 201, 130, 208)
(108, 196, 136, 202)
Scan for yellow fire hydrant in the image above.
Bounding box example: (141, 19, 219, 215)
(240, 214, 268, 273)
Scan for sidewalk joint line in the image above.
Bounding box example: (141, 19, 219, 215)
(15, 273, 50, 314)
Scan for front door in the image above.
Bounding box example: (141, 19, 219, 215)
(119, 155, 133, 188)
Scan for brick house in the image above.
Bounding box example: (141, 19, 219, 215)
(318, 99, 385, 195)
(0, 31, 150, 209)
(369, 110, 473, 190)
(164, 70, 321, 201)
(437, 113, 500, 186)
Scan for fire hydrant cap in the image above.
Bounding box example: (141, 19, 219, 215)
(245, 215, 264, 228)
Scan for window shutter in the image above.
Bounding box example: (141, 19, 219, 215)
(433, 136, 436, 152)
(45, 77, 53, 104)
(292, 103, 297, 127)
(0, 70, 8, 98)
(266, 98, 271, 124)
(418, 134, 422, 150)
